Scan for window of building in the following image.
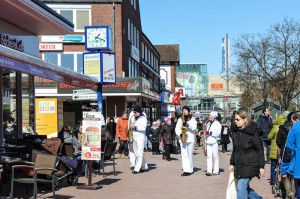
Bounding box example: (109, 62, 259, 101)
(141, 43, 144, 59)
(136, 30, 139, 49)
(49, 5, 91, 32)
(42, 52, 83, 73)
(128, 19, 131, 41)
(61, 54, 74, 71)
(22, 73, 35, 135)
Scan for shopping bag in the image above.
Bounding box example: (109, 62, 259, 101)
(226, 172, 237, 199)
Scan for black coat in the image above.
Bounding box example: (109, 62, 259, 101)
(106, 121, 116, 138)
(276, 121, 292, 157)
(150, 127, 160, 143)
(257, 114, 273, 140)
(221, 124, 231, 144)
(230, 121, 265, 179)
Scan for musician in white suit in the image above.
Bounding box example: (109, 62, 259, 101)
(129, 105, 148, 174)
(205, 111, 222, 176)
(175, 106, 197, 176)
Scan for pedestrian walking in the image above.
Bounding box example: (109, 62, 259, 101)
(159, 117, 173, 161)
(116, 111, 129, 159)
(175, 106, 197, 176)
(281, 112, 300, 199)
(221, 119, 232, 153)
(257, 108, 273, 164)
(129, 105, 148, 174)
(150, 121, 160, 155)
(229, 109, 265, 199)
(205, 111, 222, 176)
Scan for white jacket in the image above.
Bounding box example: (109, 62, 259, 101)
(130, 114, 147, 138)
(206, 120, 222, 144)
(175, 116, 197, 143)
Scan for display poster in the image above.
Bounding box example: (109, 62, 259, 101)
(35, 98, 58, 136)
(81, 112, 102, 160)
(83, 52, 101, 82)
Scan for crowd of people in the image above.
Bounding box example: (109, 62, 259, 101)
(57, 104, 300, 199)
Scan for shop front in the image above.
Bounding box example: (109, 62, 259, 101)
(56, 77, 161, 122)
(0, 0, 97, 145)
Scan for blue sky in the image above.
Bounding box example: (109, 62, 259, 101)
(139, 1, 300, 75)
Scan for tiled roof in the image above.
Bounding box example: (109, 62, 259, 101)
(155, 44, 180, 62)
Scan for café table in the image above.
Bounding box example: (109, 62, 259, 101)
(0, 156, 26, 194)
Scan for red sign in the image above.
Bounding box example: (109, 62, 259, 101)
(211, 83, 224, 90)
(171, 92, 180, 105)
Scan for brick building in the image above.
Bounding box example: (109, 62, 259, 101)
(38, 0, 160, 125)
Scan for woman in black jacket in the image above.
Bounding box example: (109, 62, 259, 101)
(229, 109, 265, 199)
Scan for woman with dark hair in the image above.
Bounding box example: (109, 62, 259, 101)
(229, 109, 265, 198)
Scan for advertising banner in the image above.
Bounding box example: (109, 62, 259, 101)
(81, 112, 102, 160)
(35, 98, 57, 136)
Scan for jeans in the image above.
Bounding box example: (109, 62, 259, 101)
(296, 179, 300, 199)
(270, 158, 277, 183)
(237, 178, 263, 199)
(263, 140, 271, 162)
(222, 144, 228, 152)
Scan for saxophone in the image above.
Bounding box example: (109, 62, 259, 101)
(126, 119, 133, 142)
(181, 117, 187, 143)
(126, 127, 133, 142)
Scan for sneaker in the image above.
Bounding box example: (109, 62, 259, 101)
(212, 173, 219, 176)
(130, 166, 135, 170)
(132, 170, 139, 174)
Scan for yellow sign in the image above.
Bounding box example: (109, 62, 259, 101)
(35, 98, 57, 136)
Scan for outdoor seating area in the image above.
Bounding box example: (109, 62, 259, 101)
(0, 138, 118, 198)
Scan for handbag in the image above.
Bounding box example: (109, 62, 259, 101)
(226, 172, 237, 199)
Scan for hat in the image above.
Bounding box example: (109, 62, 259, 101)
(152, 121, 157, 125)
(209, 111, 218, 119)
(165, 117, 171, 123)
(182, 106, 190, 113)
(133, 105, 142, 113)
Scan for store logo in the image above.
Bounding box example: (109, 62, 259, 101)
(0, 34, 24, 52)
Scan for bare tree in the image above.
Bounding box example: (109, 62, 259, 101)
(232, 17, 300, 110)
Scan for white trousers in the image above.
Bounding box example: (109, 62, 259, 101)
(128, 142, 136, 167)
(180, 142, 195, 173)
(206, 142, 219, 174)
(132, 135, 148, 172)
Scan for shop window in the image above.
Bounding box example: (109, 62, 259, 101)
(21, 74, 35, 134)
(2, 71, 18, 144)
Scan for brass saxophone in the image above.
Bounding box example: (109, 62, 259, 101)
(126, 128, 133, 142)
(126, 120, 133, 142)
(181, 117, 187, 143)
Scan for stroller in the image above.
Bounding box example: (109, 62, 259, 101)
(272, 161, 283, 198)
(41, 139, 78, 188)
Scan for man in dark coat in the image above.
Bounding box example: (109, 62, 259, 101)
(257, 108, 273, 163)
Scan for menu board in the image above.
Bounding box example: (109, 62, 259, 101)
(81, 112, 102, 160)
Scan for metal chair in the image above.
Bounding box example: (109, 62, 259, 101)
(10, 152, 57, 199)
(99, 142, 117, 177)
